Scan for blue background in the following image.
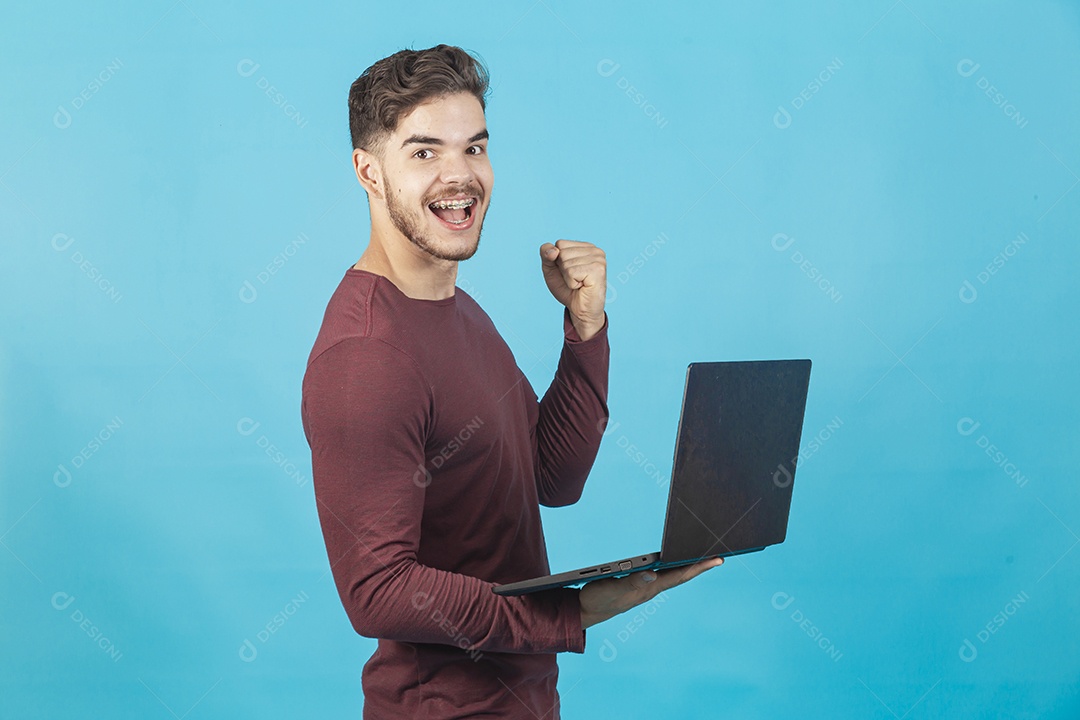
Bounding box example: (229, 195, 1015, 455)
(3, 1, 1078, 717)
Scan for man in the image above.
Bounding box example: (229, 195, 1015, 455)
(300, 43, 723, 719)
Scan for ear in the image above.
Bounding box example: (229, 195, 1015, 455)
(353, 147, 384, 201)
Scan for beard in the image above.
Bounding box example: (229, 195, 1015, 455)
(384, 181, 489, 262)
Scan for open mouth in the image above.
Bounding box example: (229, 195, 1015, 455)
(428, 196, 476, 229)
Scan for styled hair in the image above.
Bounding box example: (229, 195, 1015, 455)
(348, 44, 490, 158)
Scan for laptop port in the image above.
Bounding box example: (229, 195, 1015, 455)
(579, 568, 599, 576)
(619, 561, 632, 570)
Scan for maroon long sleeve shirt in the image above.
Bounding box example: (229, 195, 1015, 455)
(300, 267, 610, 719)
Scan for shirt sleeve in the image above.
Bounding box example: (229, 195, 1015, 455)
(301, 336, 586, 654)
(533, 307, 611, 507)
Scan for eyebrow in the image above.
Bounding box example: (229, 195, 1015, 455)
(400, 129, 489, 150)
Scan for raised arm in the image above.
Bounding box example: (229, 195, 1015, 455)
(534, 239, 611, 507)
(302, 337, 585, 654)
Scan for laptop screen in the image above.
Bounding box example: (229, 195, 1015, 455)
(658, 359, 811, 563)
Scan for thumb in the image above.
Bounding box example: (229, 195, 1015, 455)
(540, 242, 559, 265)
(540, 242, 572, 307)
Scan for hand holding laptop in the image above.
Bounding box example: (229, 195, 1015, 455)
(579, 557, 725, 630)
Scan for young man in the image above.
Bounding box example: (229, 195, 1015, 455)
(300, 44, 723, 719)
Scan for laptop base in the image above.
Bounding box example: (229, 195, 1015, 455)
(491, 546, 766, 596)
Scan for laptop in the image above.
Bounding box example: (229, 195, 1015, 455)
(492, 359, 812, 596)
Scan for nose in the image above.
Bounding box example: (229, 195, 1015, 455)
(438, 150, 477, 186)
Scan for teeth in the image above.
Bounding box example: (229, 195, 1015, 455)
(429, 198, 475, 209)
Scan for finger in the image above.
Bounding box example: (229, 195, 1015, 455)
(554, 246, 604, 271)
(555, 259, 606, 286)
(625, 569, 657, 592)
(553, 239, 594, 249)
(553, 255, 605, 272)
(560, 265, 592, 290)
(550, 248, 604, 266)
(655, 558, 724, 588)
(555, 257, 605, 284)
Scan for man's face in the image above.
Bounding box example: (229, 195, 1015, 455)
(374, 92, 493, 262)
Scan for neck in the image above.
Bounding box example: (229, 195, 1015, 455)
(354, 232, 457, 301)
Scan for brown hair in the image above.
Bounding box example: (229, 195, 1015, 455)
(348, 44, 490, 158)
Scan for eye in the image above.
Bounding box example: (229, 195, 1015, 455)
(413, 148, 434, 160)
(468, 144, 486, 155)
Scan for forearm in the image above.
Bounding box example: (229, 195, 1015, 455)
(328, 547, 586, 654)
(534, 308, 610, 506)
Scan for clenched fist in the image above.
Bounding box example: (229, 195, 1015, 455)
(539, 239, 607, 341)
